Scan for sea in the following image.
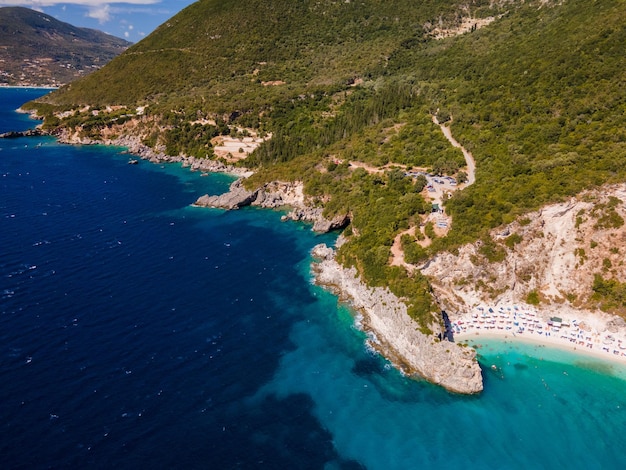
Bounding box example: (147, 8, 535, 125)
(1, 87, 626, 469)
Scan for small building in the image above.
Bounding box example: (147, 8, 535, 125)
(548, 316, 563, 327)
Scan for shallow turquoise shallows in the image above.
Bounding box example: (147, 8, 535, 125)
(1, 88, 625, 469)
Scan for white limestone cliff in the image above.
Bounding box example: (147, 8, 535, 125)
(311, 244, 483, 394)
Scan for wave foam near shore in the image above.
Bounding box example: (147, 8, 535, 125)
(311, 244, 483, 394)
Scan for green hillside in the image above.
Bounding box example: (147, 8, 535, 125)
(416, 0, 626, 243)
(28, 0, 626, 327)
(0, 6, 131, 86)
(45, 0, 492, 107)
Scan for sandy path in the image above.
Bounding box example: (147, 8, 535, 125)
(432, 115, 476, 185)
(347, 161, 408, 174)
(349, 123, 473, 270)
(390, 226, 416, 270)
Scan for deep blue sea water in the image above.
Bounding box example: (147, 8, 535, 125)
(2, 88, 626, 469)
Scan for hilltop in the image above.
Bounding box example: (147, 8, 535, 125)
(0, 6, 131, 86)
(24, 0, 626, 345)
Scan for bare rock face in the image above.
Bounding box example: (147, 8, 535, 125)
(255, 181, 305, 207)
(422, 183, 626, 318)
(195, 178, 351, 233)
(311, 244, 483, 394)
(252, 181, 304, 209)
(284, 207, 324, 223)
(194, 179, 258, 209)
(283, 208, 350, 233)
(312, 212, 351, 233)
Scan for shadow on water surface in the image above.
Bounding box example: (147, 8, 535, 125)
(210, 393, 365, 469)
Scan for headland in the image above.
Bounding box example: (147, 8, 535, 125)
(311, 243, 483, 394)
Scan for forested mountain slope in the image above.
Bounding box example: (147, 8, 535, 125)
(27, 0, 626, 327)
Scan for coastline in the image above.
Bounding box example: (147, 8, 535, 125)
(311, 243, 483, 394)
(452, 304, 626, 367)
(59, 132, 626, 384)
(51, 124, 482, 393)
(462, 332, 626, 372)
(54, 129, 253, 178)
(17, 111, 626, 389)
(17, 113, 350, 230)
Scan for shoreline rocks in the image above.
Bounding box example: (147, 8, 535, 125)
(287, 208, 350, 232)
(54, 129, 252, 177)
(311, 244, 484, 394)
(194, 179, 258, 210)
(194, 179, 351, 233)
(0, 128, 47, 138)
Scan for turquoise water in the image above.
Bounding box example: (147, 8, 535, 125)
(1, 88, 625, 469)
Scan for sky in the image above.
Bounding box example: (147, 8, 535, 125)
(0, 0, 197, 42)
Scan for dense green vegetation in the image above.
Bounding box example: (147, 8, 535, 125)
(26, 0, 626, 324)
(592, 274, 626, 314)
(40, 0, 494, 107)
(417, 0, 626, 245)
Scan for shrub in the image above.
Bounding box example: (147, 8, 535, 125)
(479, 236, 506, 263)
(526, 290, 540, 305)
(504, 232, 523, 249)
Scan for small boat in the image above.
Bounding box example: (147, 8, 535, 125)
(128, 159, 139, 165)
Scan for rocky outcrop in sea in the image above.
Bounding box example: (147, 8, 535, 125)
(0, 128, 47, 138)
(311, 243, 484, 394)
(194, 179, 350, 233)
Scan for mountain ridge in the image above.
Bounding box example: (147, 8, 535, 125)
(0, 6, 131, 86)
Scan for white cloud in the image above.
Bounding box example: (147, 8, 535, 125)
(0, 1, 171, 23)
(124, 30, 129, 38)
(109, 6, 173, 16)
(87, 4, 110, 23)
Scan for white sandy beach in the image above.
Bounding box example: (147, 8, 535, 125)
(453, 304, 626, 366)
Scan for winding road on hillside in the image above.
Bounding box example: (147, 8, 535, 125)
(342, 115, 477, 270)
(389, 115, 477, 269)
(432, 115, 476, 185)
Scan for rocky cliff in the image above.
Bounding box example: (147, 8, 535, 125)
(311, 244, 483, 394)
(194, 179, 350, 233)
(423, 184, 626, 321)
